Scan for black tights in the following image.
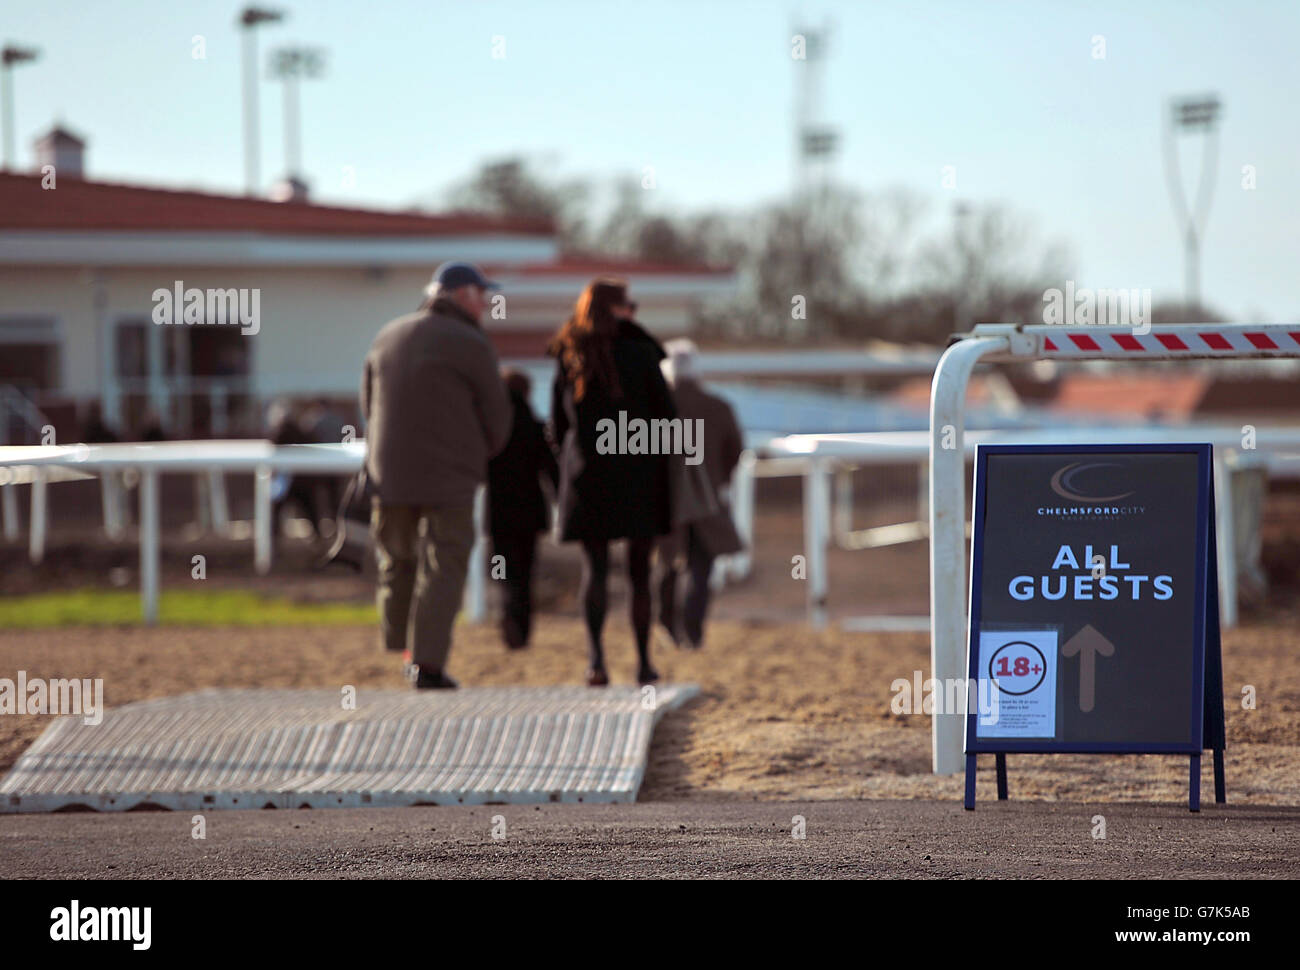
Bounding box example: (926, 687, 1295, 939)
(580, 536, 654, 672)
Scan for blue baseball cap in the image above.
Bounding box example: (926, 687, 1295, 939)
(432, 261, 499, 291)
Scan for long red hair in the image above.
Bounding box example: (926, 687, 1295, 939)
(548, 278, 628, 402)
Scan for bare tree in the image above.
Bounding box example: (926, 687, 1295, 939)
(444, 157, 590, 247)
(435, 158, 1078, 348)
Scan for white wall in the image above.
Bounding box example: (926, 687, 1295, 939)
(1, 266, 734, 393)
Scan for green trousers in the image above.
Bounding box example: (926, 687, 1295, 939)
(371, 501, 475, 670)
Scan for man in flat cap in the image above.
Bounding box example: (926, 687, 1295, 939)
(361, 262, 512, 688)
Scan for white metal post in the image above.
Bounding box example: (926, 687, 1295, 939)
(28, 469, 47, 564)
(1, 479, 18, 541)
(208, 467, 230, 536)
(139, 468, 160, 625)
(928, 335, 1009, 775)
(254, 464, 273, 574)
(834, 464, 854, 541)
(101, 471, 126, 539)
(727, 450, 756, 581)
(462, 484, 486, 622)
(1212, 453, 1238, 628)
(803, 456, 830, 629)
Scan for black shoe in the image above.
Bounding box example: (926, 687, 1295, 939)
(586, 667, 609, 687)
(410, 666, 458, 690)
(636, 664, 660, 686)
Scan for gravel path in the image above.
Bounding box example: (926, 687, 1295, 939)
(1, 799, 1295, 879)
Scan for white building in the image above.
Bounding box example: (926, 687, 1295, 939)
(0, 127, 736, 442)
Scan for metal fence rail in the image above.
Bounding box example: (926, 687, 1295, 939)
(0, 440, 758, 626)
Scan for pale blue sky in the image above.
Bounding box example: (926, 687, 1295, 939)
(7, 0, 1298, 320)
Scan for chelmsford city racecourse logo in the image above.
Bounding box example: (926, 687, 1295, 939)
(596, 411, 704, 465)
(0, 671, 104, 725)
(1042, 281, 1151, 335)
(1037, 461, 1146, 520)
(152, 280, 260, 335)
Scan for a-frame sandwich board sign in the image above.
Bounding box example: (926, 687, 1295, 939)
(963, 443, 1225, 812)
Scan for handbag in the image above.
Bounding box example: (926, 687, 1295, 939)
(669, 451, 718, 529)
(667, 453, 744, 558)
(317, 466, 376, 571)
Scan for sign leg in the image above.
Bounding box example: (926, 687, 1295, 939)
(964, 753, 976, 810)
(1205, 472, 1226, 806)
(1189, 754, 1201, 813)
(995, 753, 1008, 800)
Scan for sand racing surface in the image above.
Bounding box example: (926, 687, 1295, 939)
(2, 610, 1296, 808)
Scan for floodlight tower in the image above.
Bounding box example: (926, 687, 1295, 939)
(268, 46, 326, 183)
(792, 22, 838, 204)
(238, 7, 286, 195)
(1163, 94, 1222, 310)
(791, 22, 839, 333)
(1, 45, 41, 171)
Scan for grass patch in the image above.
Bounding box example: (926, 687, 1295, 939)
(0, 589, 377, 628)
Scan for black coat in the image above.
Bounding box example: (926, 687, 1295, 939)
(487, 389, 558, 539)
(549, 320, 675, 542)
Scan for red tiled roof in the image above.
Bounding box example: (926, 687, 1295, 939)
(0, 172, 554, 237)
(495, 255, 734, 277)
(1051, 373, 1210, 419)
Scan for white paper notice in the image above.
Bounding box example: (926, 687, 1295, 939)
(976, 630, 1058, 739)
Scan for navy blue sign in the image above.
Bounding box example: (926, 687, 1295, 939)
(963, 443, 1225, 811)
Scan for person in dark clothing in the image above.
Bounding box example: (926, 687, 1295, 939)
(81, 403, 119, 444)
(655, 339, 745, 649)
(267, 399, 323, 534)
(301, 397, 346, 525)
(137, 409, 167, 442)
(362, 261, 512, 689)
(487, 368, 558, 650)
(548, 279, 675, 686)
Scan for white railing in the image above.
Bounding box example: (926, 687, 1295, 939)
(0, 440, 759, 629)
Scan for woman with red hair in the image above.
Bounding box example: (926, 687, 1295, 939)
(548, 279, 675, 685)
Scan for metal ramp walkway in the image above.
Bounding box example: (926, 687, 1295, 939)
(0, 684, 698, 813)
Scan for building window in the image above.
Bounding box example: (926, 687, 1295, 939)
(0, 316, 62, 394)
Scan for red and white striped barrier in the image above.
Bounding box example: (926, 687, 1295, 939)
(1011, 323, 1300, 358)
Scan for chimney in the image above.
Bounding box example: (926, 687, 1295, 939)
(33, 124, 86, 179)
(269, 175, 310, 203)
